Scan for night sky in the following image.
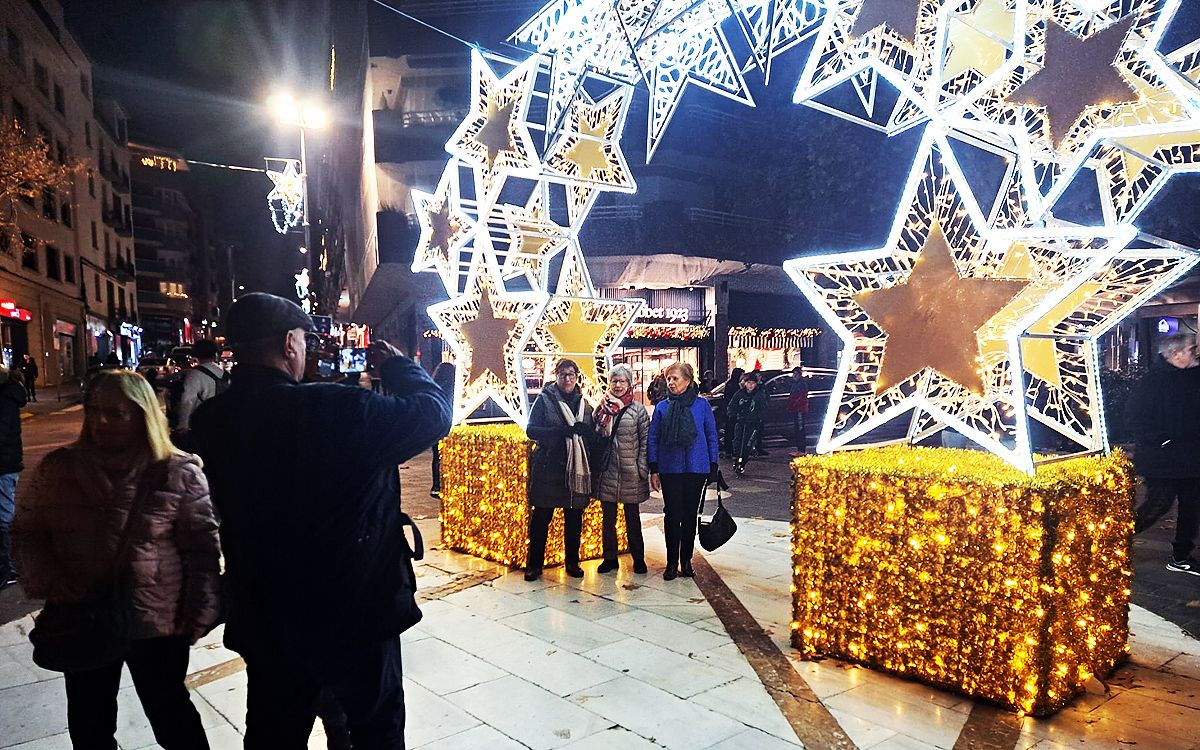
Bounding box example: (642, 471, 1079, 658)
(60, 1, 1200, 298)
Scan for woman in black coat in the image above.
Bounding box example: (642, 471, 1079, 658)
(525, 359, 595, 581)
(430, 362, 456, 497)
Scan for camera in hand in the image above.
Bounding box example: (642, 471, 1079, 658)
(339, 347, 369, 374)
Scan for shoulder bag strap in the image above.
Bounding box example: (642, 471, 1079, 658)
(108, 461, 165, 585)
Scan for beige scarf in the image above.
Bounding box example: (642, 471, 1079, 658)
(557, 397, 592, 496)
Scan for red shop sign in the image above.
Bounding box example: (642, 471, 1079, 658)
(0, 300, 33, 323)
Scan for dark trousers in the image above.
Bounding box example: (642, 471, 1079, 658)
(601, 501, 644, 563)
(244, 638, 405, 750)
(1135, 477, 1200, 561)
(64, 636, 209, 750)
(526, 505, 584, 571)
(791, 412, 807, 452)
(431, 443, 442, 491)
(661, 473, 706, 568)
(25, 381, 35, 401)
(732, 421, 761, 465)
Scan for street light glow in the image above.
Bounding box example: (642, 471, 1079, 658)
(267, 92, 326, 129)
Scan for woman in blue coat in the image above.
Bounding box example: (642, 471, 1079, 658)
(648, 362, 719, 579)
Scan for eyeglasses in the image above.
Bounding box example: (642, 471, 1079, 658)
(557, 371, 579, 379)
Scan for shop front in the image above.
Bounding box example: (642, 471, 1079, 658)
(725, 290, 832, 373)
(601, 287, 711, 402)
(0, 300, 34, 370)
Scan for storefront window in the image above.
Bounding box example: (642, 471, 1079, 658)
(727, 327, 821, 372)
(613, 345, 701, 404)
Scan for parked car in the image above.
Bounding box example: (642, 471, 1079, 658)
(135, 357, 187, 378)
(704, 368, 838, 448)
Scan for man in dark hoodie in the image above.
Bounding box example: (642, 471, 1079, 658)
(0, 364, 28, 588)
(1127, 333, 1200, 576)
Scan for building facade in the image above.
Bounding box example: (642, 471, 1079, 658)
(0, 0, 138, 386)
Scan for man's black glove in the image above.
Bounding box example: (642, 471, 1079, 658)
(572, 422, 592, 437)
(708, 462, 720, 485)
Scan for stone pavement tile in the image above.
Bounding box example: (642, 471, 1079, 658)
(603, 580, 706, 608)
(1018, 707, 1195, 750)
(403, 636, 507, 695)
(516, 583, 633, 621)
(827, 708, 897, 749)
(639, 602, 716, 625)
(561, 727, 660, 749)
(1, 734, 71, 750)
(0, 615, 35, 648)
(690, 642, 758, 680)
(0, 643, 45, 691)
(1164, 652, 1200, 680)
(593, 609, 728, 655)
(823, 683, 970, 749)
(479, 630, 622, 697)
(583, 637, 740, 699)
(202, 724, 245, 750)
(404, 678, 483, 748)
(1081, 689, 1200, 741)
(0, 676, 66, 747)
(691, 676, 802, 743)
(415, 724, 528, 749)
(113, 685, 228, 750)
(194, 670, 247, 731)
(703, 727, 802, 749)
(491, 568, 565, 594)
(784, 656, 868, 700)
(1105, 661, 1200, 706)
(450, 675, 611, 750)
(443, 583, 544, 619)
(568, 676, 744, 750)
(500, 607, 626, 654)
(417, 601, 527, 653)
(693, 615, 728, 635)
(869, 734, 941, 750)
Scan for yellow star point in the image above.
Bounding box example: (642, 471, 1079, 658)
(546, 301, 611, 382)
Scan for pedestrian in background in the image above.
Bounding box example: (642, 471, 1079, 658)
(718, 367, 745, 455)
(20, 354, 38, 403)
(786, 366, 809, 456)
(592, 365, 648, 574)
(14, 369, 221, 749)
(648, 362, 719, 580)
(700, 369, 716, 393)
(727, 371, 766, 475)
(430, 361, 456, 498)
(191, 293, 451, 748)
(1127, 333, 1200, 576)
(173, 340, 228, 445)
(0, 364, 28, 589)
(525, 359, 595, 581)
(646, 370, 668, 404)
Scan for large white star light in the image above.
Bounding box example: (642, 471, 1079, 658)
(784, 132, 1130, 471)
(730, 0, 824, 84)
(411, 162, 477, 294)
(955, 0, 1200, 225)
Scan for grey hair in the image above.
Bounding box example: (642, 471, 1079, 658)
(608, 365, 634, 383)
(1158, 333, 1195, 357)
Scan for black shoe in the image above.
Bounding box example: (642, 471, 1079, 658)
(566, 564, 585, 578)
(597, 559, 618, 574)
(680, 562, 694, 577)
(663, 566, 678, 581)
(633, 560, 648, 574)
(0, 576, 15, 591)
(523, 568, 542, 582)
(1166, 557, 1200, 576)
(430, 488, 440, 498)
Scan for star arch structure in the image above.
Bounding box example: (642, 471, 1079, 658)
(265, 159, 305, 235)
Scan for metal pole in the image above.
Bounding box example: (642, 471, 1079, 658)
(300, 126, 312, 255)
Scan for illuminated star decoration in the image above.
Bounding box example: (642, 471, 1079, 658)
(529, 294, 642, 403)
(428, 254, 546, 423)
(1091, 128, 1200, 223)
(542, 88, 637, 223)
(265, 159, 304, 234)
(499, 190, 571, 287)
(411, 164, 476, 293)
(935, 0, 1028, 118)
(730, 0, 824, 83)
(446, 50, 541, 207)
(966, 0, 1200, 223)
(784, 134, 1131, 471)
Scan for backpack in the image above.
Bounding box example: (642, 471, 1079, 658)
(194, 365, 231, 398)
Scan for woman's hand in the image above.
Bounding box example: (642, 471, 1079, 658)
(650, 473, 661, 492)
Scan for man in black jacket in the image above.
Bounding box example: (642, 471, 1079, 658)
(0, 365, 28, 588)
(191, 293, 452, 748)
(1128, 333, 1200, 576)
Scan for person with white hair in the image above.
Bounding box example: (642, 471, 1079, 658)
(592, 365, 649, 573)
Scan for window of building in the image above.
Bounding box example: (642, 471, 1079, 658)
(118, 287, 125, 309)
(11, 98, 26, 130)
(45, 245, 60, 281)
(6, 29, 23, 67)
(160, 281, 188, 298)
(87, 169, 95, 197)
(53, 83, 64, 115)
(56, 141, 65, 163)
(42, 188, 55, 220)
(80, 73, 90, 99)
(84, 121, 91, 147)
(94, 272, 101, 302)
(21, 234, 37, 271)
(106, 280, 114, 308)
(60, 202, 71, 227)
(64, 254, 75, 284)
(104, 232, 110, 253)
(91, 221, 98, 248)
(33, 61, 49, 97)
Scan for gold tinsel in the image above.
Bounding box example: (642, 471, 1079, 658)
(790, 446, 1134, 716)
(439, 423, 626, 567)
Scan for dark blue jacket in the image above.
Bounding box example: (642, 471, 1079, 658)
(1126, 357, 1200, 479)
(0, 375, 28, 474)
(648, 397, 719, 475)
(191, 357, 451, 656)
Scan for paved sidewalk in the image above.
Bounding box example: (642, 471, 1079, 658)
(2, 509, 1199, 750)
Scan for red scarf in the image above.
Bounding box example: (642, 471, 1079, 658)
(594, 389, 635, 436)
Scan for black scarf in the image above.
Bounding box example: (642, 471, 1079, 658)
(662, 384, 699, 448)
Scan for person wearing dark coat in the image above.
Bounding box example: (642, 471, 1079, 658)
(525, 359, 596, 581)
(649, 362, 719, 580)
(717, 367, 745, 455)
(430, 361, 456, 497)
(1127, 333, 1200, 576)
(20, 354, 38, 402)
(727, 371, 767, 475)
(191, 293, 452, 749)
(0, 365, 28, 588)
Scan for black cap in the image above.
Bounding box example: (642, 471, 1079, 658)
(224, 293, 314, 343)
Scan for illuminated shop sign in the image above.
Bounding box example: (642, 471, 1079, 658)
(0, 300, 33, 323)
(636, 306, 691, 323)
(138, 154, 184, 172)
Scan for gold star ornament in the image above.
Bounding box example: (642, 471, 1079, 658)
(411, 164, 475, 294)
(528, 294, 641, 405)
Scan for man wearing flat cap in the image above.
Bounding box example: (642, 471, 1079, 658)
(191, 293, 451, 748)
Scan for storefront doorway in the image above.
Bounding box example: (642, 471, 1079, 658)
(613, 344, 702, 404)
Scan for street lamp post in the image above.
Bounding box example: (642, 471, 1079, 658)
(267, 92, 326, 306)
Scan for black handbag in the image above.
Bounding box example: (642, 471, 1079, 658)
(697, 474, 737, 551)
(30, 462, 164, 673)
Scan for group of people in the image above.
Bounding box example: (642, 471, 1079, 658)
(524, 359, 719, 581)
(6, 293, 453, 749)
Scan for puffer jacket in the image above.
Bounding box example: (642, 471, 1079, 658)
(594, 401, 650, 505)
(13, 448, 222, 642)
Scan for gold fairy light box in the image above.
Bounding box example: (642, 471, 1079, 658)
(439, 423, 624, 568)
(790, 446, 1134, 716)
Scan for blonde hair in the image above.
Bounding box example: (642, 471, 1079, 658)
(82, 370, 180, 461)
(665, 362, 695, 382)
